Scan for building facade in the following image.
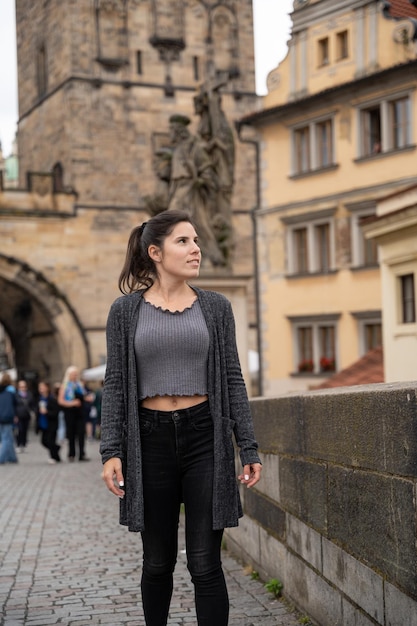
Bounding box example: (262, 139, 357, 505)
(238, 0, 417, 395)
(0, 0, 260, 387)
(364, 184, 417, 383)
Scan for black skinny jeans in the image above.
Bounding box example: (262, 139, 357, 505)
(16, 416, 30, 448)
(63, 407, 85, 460)
(40, 421, 60, 461)
(139, 400, 229, 626)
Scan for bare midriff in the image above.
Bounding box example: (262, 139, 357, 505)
(141, 394, 208, 411)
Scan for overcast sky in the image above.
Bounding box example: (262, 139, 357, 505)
(0, 0, 293, 157)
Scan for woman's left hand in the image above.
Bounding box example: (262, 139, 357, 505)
(238, 463, 262, 488)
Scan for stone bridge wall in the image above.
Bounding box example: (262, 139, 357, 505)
(225, 382, 417, 626)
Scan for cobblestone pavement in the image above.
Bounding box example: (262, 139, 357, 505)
(0, 436, 301, 626)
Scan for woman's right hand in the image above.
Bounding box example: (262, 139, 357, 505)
(102, 457, 125, 498)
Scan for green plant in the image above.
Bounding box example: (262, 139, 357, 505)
(299, 617, 313, 625)
(265, 577, 283, 597)
(251, 570, 260, 580)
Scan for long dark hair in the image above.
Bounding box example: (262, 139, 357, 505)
(118, 209, 194, 294)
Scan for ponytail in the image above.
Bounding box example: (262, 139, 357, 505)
(118, 224, 154, 293)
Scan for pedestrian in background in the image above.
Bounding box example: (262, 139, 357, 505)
(0, 372, 18, 464)
(58, 366, 90, 462)
(37, 381, 61, 464)
(15, 379, 36, 453)
(3, 373, 16, 394)
(101, 209, 262, 626)
(53, 382, 66, 444)
(92, 381, 103, 439)
(81, 378, 96, 442)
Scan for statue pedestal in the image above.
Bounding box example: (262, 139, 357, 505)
(194, 273, 254, 395)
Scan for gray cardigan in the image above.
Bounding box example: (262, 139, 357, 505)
(100, 286, 261, 532)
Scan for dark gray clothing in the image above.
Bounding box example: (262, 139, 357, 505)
(135, 298, 209, 399)
(100, 286, 261, 532)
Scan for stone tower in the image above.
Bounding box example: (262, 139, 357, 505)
(6, 0, 260, 387)
(16, 0, 258, 214)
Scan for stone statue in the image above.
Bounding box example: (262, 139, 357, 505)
(194, 84, 235, 218)
(144, 147, 172, 216)
(145, 82, 236, 268)
(167, 114, 225, 267)
(194, 80, 235, 264)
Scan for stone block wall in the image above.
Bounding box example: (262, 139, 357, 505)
(225, 382, 417, 626)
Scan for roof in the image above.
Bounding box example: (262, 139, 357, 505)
(238, 1, 417, 130)
(237, 58, 417, 128)
(385, 0, 417, 20)
(312, 346, 384, 390)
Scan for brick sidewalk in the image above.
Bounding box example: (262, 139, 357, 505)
(0, 436, 300, 626)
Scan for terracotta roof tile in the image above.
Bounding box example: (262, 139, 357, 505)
(312, 346, 384, 390)
(386, 0, 417, 19)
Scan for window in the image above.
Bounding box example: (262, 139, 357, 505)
(291, 316, 339, 374)
(294, 227, 308, 273)
(314, 223, 330, 272)
(36, 43, 48, 98)
(336, 30, 349, 60)
(390, 97, 411, 149)
(357, 214, 378, 267)
(362, 228, 378, 266)
(361, 106, 381, 156)
(348, 203, 379, 268)
(193, 56, 199, 81)
(352, 311, 382, 355)
(292, 117, 334, 175)
(364, 322, 382, 350)
(297, 327, 313, 371)
(285, 211, 335, 275)
(316, 120, 333, 168)
(318, 37, 329, 66)
(294, 126, 310, 174)
(319, 326, 336, 371)
(400, 274, 416, 323)
(136, 50, 142, 74)
(52, 162, 64, 193)
(96, 0, 128, 65)
(358, 94, 412, 157)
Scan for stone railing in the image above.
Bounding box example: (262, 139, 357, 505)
(225, 382, 417, 625)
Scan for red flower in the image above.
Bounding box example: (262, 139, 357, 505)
(320, 357, 335, 371)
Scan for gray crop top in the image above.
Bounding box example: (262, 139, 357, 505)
(134, 298, 209, 400)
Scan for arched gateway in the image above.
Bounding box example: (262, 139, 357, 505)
(0, 254, 90, 381)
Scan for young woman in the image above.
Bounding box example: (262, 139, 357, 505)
(0, 373, 18, 464)
(100, 209, 262, 626)
(15, 379, 36, 452)
(37, 381, 61, 464)
(58, 366, 89, 462)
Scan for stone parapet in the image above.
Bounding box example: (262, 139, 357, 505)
(225, 382, 417, 625)
(0, 172, 76, 214)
